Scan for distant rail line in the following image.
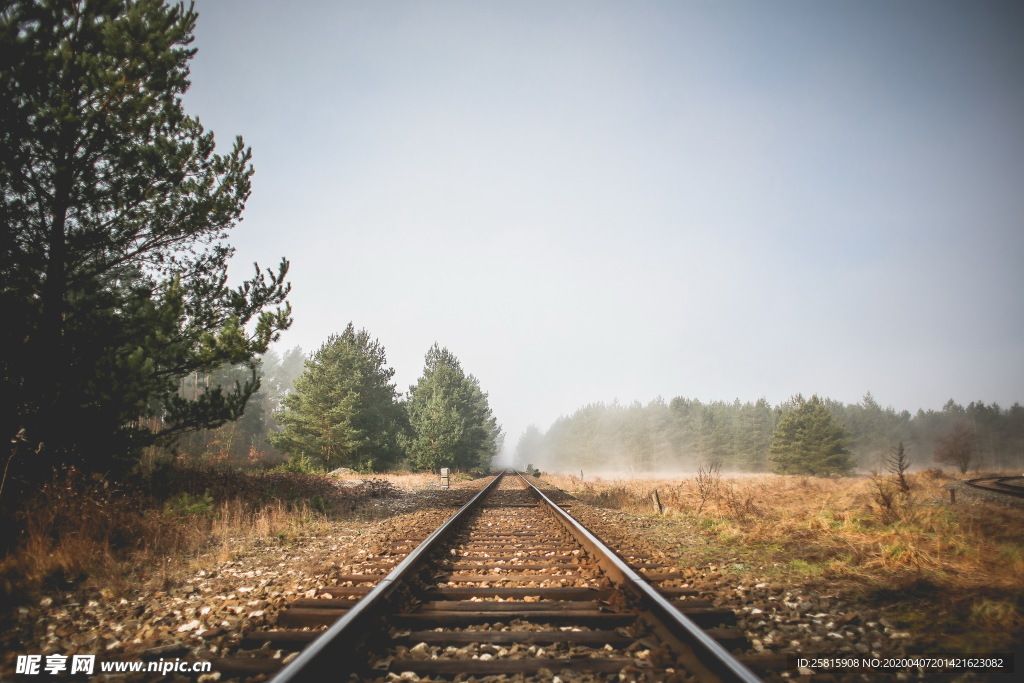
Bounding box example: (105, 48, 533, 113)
(965, 475, 1024, 499)
(211, 470, 775, 681)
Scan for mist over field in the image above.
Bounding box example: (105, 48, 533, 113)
(509, 395, 1024, 476)
(182, 0, 1024, 456)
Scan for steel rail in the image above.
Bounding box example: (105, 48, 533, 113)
(515, 470, 762, 683)
(995, 476, 1024, 491)
(965, 476, 1024, 499)
(271, 471, 506, 682)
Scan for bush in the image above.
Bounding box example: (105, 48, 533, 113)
(309, 494, 331, 514)
(0, 467, 200, 601)
(276, 454, 322, 474)
(163, 490, 215, 518)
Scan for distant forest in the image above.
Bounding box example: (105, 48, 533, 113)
(515, 394, 1024, 474)
(170, 346, 307, 469)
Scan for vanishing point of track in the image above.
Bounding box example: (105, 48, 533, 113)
(216, 471, 766, 681)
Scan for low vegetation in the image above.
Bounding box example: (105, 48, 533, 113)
(0, 465, 401, 605)
(544, 468, 1024, 652)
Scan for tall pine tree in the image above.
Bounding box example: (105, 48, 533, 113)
(406, 345, 502, 472)
(0, 1, 291, 479)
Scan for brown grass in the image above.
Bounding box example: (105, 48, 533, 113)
(0, 465, 403, 603)
(544, 469, 1024, 651)
(1, 468, 195, 600)
(544, 469, 1024, 590)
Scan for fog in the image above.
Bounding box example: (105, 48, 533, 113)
(183, 1, 1024, 457)
(507, 396, 1024, 475)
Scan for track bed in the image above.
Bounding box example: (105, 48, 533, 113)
(217, 473, 764, 681)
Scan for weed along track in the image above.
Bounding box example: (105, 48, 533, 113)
(213, 472, 767, 681)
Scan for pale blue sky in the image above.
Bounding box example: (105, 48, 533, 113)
(183, 1, 1024, 452)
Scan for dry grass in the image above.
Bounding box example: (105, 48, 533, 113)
(0, 465, 401, 603)
(1, 469, 196, 600)
(545, 469, 1024, 590)
(544, 469, 1024, 651)
(205, 497, 333, 564)
(0, 466, 458, 605)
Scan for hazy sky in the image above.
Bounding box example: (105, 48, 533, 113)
(183, 0, 1024, 453)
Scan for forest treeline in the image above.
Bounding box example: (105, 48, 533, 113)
(516, 393, 1024, 474)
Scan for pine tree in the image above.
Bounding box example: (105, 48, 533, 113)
(734, 398, 777, 471)
(270, 325, 405, 472)
(0, 1, 292, 479)
(406, 345, 502, 472)
(769, 395, 855, 476)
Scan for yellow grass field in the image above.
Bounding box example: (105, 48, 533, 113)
(542, 469, 1024, 652)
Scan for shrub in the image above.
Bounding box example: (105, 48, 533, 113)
(276, 454, 323, 474)
(163, 490, 215, 518)
(309, 494, 331, 514)
(870, 443, 913, 524)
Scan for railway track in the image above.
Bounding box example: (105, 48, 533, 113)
(213, 471, 771, 681)
(965, 475, 1024, 498)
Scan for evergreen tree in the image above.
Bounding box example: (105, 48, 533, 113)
(517, 392, 1024, 475)
(519, 392, 1022, 475)
(668, 397, 703, 466)
(734, 398, 777, 471)
(1006, 403, 1024, 469)
(698, 401, 735, 466)
(769, 395, 855, 476)
(626, 398, 673, 473)
(0, 0, 291, 478)
(270, 325, 404, 472)
(406, 345, 502, 472)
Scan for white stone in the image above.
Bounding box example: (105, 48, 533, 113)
(177, 619, 201, 632)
